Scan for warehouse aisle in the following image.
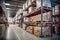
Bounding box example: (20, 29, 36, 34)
(5, 24, 60, 40)
(5, 24, 21, 40)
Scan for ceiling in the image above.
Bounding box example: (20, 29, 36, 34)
(5, 0, 26, 17)
(2, 0, 59, 17)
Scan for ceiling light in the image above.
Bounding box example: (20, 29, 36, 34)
(4, 3, 10, 5)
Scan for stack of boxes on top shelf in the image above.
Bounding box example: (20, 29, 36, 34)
(23, 0, 52, 37)
(52, 4, 60, 35)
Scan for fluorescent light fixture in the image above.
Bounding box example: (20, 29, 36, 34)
(6, 8, 10, 9)
(4, 3, 10, 5)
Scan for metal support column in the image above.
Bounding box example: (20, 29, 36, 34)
(39, 0, 44, 37)
(50, 0, 53, 37)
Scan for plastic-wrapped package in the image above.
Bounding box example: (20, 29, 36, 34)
(23, 4, 26, 10)
(28, 7, 36, 13)
(27, 0, 32, 5)
(55, 5, 59, 14)
(36, 0, 51, 8)
(36, 0, 41, 8)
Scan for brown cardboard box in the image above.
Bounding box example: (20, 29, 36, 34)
(43, 27, 51, 37)
(34, 27, 40, 37)
(31, 14, 41, 22)
(26, 26, 34, 34)
(43, 12, 51, 21)
(55, 24, 59, 34)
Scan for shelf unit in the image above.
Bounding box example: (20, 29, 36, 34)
(23, 0, 53, 37)
(52, 0, 60, 35)
(24, 6, 52, 17)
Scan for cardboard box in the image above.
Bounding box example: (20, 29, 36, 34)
(28, 7, 36, 13)
(23, 11, 28, 16)
(43, 27, 51, 37)
(27, 0, 32, 5)
(31, 14, 41, 22)
(26, 26, 34, 34)
(34, 27, 40, 37)
(43, 12, 51, 21)
(36, 0, 41, 8)
(53, 17, 59, 22)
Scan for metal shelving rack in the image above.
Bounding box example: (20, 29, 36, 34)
(52, 0, 60, 35)
(23, 0, 53, 37)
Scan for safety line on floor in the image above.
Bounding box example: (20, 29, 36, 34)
(13, 28, 21, 40)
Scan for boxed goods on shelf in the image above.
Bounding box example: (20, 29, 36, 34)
(22, 24, 26, 30)
(27, 0, 32, 5)
(53, 17, 59, 22)
(52, 7, 55, 15)
(26, 26, 34, 34)
(55, 5, 59, 10)
(31, 14, 41, 22)
(43, 12, 51, 21)
(42, 24, 51, 37)
(23, 4, 26, 10)
(23, 11, 28, 16)
(36, 0, 41, 8)
(54, 24, 59, 34)
(24, 17, 32, 22)
(28, 7, 36, 13)
(26, 1, 28, 8)
(55, 5, 59, 14)
(34, 27, 40, 37)
(43, 27, 51, 37)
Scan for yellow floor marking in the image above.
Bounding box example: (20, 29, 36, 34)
(13, 29, 21, 40)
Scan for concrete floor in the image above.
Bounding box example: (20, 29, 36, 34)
(3, 24, 60, 40)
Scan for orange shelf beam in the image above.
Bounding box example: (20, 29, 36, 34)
(53, 14, 59, 17)
(37, 21, 52, 24)
(53, 21, 60, 24)
(24, 6, 52, 17)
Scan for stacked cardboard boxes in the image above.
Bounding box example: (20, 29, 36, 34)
(43, 27, 51, 37)
(31, 14, 41, 22)
(26, 26, 34, 34)
(52, 5, 59, 34)
(34, 27, 40, 37)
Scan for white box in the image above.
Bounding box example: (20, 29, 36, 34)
(36, 0, 41, 8)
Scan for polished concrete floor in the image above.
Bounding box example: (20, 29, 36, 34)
(3, 24, 60, 40)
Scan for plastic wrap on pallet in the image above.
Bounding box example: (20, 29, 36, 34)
(23, 4, 26, 10)
(55, 5, 59, 14)
(27, 0, 32, 5)
(36, 0, 51, 8)
(28, 7, 36, 13)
